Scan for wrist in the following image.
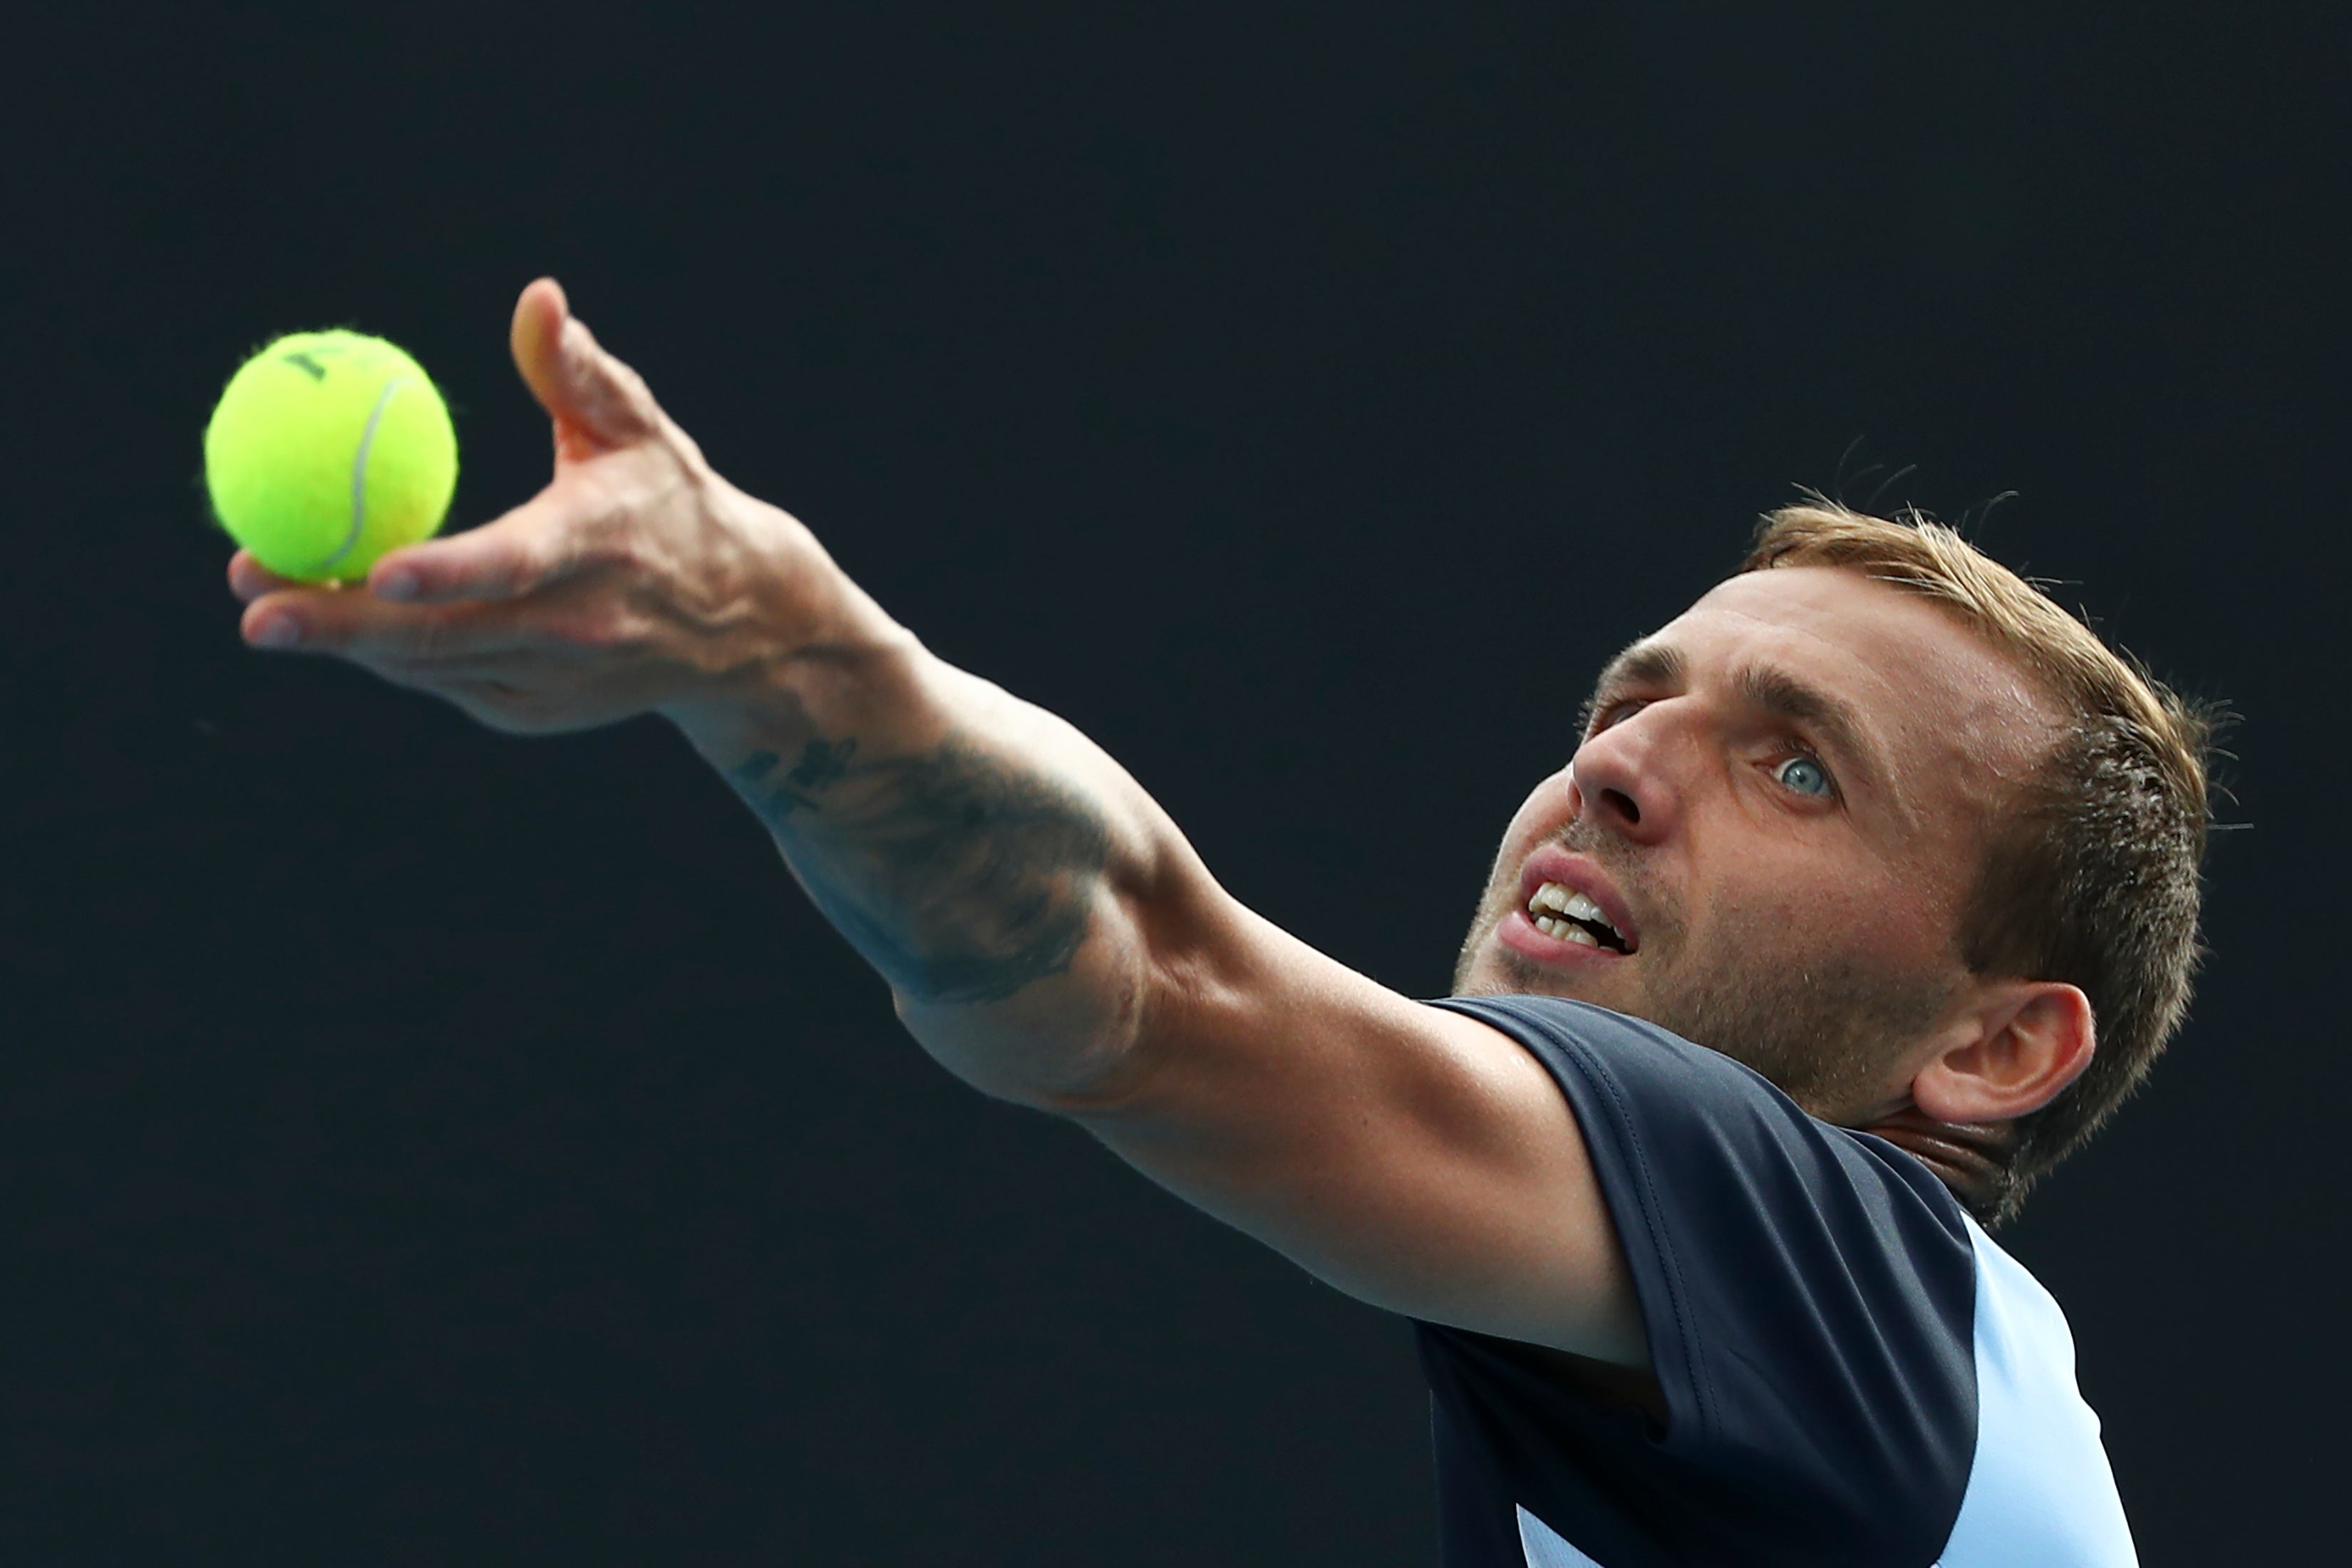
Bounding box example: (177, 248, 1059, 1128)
(660, 612, 935, 770)
(657, 483, 928, 746)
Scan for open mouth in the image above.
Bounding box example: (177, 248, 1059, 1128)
(1525, 881, 1632, 954)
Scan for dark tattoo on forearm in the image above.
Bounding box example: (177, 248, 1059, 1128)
(727, 738, 860, 820)
(725, 736, 1111, 1006)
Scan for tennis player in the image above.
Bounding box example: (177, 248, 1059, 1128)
(232, 282, 2209, 1566)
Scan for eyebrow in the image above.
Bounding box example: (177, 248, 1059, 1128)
(1733, 665, 1881, 783)
(1582, 639, 1887, 787)
(1579, 641, 1685, 733)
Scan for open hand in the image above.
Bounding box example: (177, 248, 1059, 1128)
(232, 279, 864, 736)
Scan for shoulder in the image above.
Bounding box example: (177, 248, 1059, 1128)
(1421, 996, 2137, 1566)
(1431, 993, 1968, 1242)
(1428, 994, 1978, 1515)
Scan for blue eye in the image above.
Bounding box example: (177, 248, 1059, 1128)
(1774, 755, 1833, 798)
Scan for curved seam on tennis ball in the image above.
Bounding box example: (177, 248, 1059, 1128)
(321, 376, 407, 572)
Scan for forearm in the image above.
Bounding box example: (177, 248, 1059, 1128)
(225, 264, 1219, 1109)
(664, 595, 1209, 1105)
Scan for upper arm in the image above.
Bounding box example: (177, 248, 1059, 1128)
(1046, 892, 1648, 1368)
(849, 679, 1641, 1363)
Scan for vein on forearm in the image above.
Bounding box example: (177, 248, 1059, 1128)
(725, 736, 1113, 1006)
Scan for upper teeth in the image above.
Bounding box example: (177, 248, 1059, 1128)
(1527, 881, 1623, 947)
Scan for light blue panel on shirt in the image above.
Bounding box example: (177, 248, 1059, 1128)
(1934, 1220, 2139, 1567)
(1517, 1504, 1606, 1568)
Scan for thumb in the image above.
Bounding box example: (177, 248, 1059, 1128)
(510, 277, 664, 456)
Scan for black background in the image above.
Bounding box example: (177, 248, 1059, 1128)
(4, 4, 2346, 1562)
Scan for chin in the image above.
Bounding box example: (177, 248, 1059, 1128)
(1456, 932, 1644, 1025)
(1456, 942, 1579, 1003)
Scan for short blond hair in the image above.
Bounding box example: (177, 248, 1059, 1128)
(1743, 500, 2216, 1220)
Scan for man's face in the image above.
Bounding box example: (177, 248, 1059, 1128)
(1453, 565, 2058, 1122)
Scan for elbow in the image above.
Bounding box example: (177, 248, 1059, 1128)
(889, 836, 1237, 1120)
(888, 919, 1158, 1115)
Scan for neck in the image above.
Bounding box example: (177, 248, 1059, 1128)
(1860, 1105, 2016, 1222)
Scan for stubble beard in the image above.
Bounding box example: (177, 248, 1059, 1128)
(1451, 829, 1954, 1124)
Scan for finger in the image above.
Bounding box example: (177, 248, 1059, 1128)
(240, 584, 526, 662)
(367, 490, 599, 605)
(510, 278, 664, 458)
(227, 549, 304, 604)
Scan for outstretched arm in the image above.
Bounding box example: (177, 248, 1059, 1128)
(232, 280, 1646, 1366)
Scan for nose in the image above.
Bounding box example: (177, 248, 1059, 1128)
(1567, 708, 1679, 845)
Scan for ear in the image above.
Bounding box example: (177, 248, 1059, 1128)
(1911, 981, 2096, 1125)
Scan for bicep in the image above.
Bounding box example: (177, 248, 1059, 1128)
(1061, 898, 1648, 1368)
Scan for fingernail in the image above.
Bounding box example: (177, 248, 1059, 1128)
(250, 616, 300, 649)
(376, 568, 419, 601)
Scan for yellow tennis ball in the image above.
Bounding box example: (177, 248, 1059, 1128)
(204, 329, 458, 583)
